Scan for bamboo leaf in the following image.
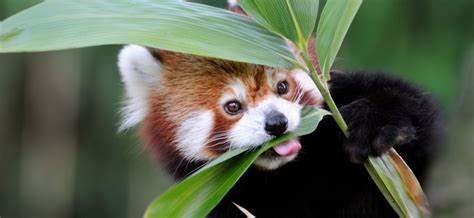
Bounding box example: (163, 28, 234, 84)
(365, 161, 405, 216)
(238, 0, 319, 48)
(145, 108, 330, 218)
(0, 0, 297, 68)
(316, 0, 362, 81)
(365, 149, 430, 217)
(388, 149, 430, 216)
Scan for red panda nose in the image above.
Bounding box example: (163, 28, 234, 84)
(265, 111, 288, 137)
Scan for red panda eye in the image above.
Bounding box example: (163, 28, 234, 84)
(277, 81, 289, 95)
(224, 101, 242, 115)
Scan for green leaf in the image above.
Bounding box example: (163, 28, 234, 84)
(144, 107, 330, 218)
(0, 0, 297, 68)
(316, 0, 362, 81)
(366, 155, 420, 217)
(366, 149, 430, 217)
(365, 161, 405, 216)
(238, 0, 319, 49)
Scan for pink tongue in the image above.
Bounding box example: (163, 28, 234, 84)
(273, 139, 302, 156)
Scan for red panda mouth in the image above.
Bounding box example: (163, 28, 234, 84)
(254, 139, 302, 170)
(272, 139, 302, 156)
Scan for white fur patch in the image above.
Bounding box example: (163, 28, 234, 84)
(228, 96, 302, 149)
(228, 103, 270, 149)
(230, 79, 248, 101)
(291, 69, 323, 106)
(227, 93, 303, 170)
(118, 45, 162, 130)
(219, 80, 248, 107)
(254, 153, 298, 170)
(273, 96, 302, 131)
(175, 110, 214, 161)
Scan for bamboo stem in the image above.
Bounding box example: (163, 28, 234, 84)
(301, 50, 349, 137)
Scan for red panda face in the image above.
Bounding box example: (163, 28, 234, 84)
(118, 45, 322, 170)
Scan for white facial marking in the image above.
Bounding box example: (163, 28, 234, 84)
(228, 102, 270, 149)
(219, 79, 248, 106)
(291, 69, 323, 106)
(175, 110, 214, 161)
(228, 96, 302, 149)
(230, 79, 248, 101)
(219, 93, 235, 106)
(118, 45, 162, 131)
(273, 96, 302, 131)
(254, 153, 298, 170)
(273, 70, 288, 82)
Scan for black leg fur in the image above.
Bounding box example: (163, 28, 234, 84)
(206, 70, 441, 218)
(329, 71, 441, 174)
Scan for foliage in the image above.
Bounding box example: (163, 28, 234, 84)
(0, 0, 296, 68)
(0, 0, 431, 217)
(316, 0, 362, 81)
(239, 0, 319, 48)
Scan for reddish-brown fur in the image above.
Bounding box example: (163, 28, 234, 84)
(141, 49, 304, 164)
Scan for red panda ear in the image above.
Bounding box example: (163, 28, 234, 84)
(228, 0, 247, 15)
(118, 45, 163, 130)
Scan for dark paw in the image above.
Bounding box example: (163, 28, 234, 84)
(344, 142, 372, 164)
(372, 125, 416, 154)
(344, 125, 417, 164)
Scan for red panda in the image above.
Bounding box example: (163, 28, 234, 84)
(118, 45, 323, 172)
(117, 2, 441, 217)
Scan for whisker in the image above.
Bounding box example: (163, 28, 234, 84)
(292, 83, 304, 102)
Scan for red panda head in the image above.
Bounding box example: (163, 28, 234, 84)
(118, 45, 322, 171)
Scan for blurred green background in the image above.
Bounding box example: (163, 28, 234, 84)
(0, 0, 473, 218)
